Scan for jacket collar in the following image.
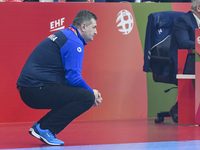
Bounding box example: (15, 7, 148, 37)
(69, 25, 87, 46)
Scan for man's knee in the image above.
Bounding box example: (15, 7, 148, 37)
(83, 90, 95, 106)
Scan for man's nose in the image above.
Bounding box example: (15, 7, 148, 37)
(94, 29, 97, 35)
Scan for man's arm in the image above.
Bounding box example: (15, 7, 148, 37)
(60, 42, 93, 93)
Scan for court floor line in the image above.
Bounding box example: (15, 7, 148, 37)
(3, 140, 200, 150)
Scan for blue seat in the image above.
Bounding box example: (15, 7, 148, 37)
(143, 11, 185, 85)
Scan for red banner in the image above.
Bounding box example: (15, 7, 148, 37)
(0, 2, 147, 123)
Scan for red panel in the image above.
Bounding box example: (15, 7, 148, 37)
(177, 50, 195, 124)
(0, 3, 147, 123)
(171, 3, 191, 12)
(196, 29, 200, 56)
(195, 30, 200, 124)
(195, 62, 200, 125)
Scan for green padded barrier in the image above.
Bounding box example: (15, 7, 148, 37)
(132, 3, 178, 117)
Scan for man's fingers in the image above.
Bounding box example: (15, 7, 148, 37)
(93, 98, 102, 107)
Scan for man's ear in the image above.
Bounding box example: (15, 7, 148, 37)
(80, 23, 86, 32)
(197, 5, 200, 12)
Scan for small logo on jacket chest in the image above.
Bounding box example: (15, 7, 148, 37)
(77, 47, 82, 52)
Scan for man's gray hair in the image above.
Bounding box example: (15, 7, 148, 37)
(191, 0, 200, 12)
(72, 10, 97, 29)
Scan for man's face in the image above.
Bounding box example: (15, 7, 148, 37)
(82, 18, 97, 42)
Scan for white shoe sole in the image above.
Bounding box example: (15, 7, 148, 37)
(29, 128, 40, 139)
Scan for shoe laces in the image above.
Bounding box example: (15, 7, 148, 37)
(47, 130, 56, 139)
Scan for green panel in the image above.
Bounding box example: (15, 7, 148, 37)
(132, 3, 177, 117)
(196, 51, 200, 62)
(132, 3, 173, 50)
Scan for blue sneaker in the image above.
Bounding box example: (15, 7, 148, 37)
(29, 122, 40, 139)
(35, 123, 64, 146)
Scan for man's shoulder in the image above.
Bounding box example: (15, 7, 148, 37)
(175, 11, 194, 24)
(180, 11, 193, 19)
(60, 29, 83, 45)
